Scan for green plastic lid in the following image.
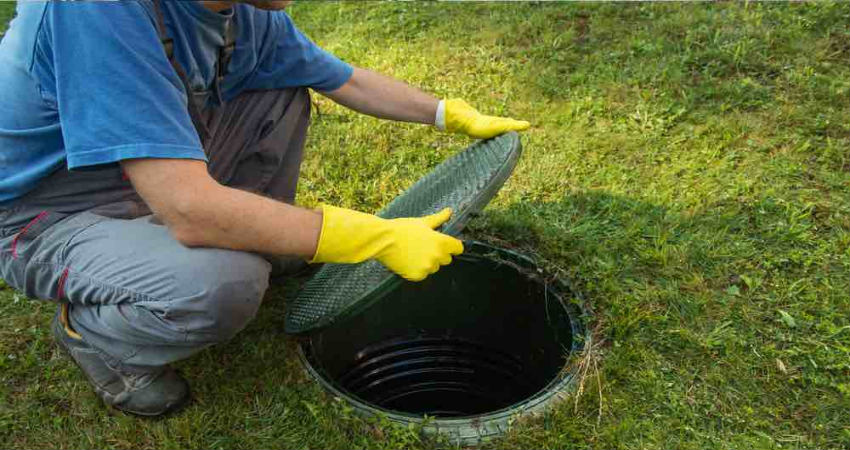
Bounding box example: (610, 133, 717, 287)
(285, 132, 523, 334)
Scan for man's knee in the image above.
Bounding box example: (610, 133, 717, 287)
(173, 250, 271, 343)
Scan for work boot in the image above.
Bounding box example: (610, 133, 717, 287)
(51, 304, 190, 416)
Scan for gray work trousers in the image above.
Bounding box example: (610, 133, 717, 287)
(0, 88, 310, 367)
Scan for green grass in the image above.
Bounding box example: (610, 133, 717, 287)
(0, 3, 12, 36)
(2, 1, 850, 449)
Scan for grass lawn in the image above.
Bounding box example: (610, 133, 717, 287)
(2, 1, 849, 449)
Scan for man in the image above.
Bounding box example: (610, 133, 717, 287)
(0, 0, 530, 416)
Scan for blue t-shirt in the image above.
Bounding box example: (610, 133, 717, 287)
(0, 1, 353, 203)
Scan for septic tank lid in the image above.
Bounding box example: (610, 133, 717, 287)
(285, 132, 523, 334)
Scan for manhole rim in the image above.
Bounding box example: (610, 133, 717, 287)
(296, 241, 590, 444)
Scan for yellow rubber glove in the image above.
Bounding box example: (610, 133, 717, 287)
(443, 99, 531, 139)
(310, 205, 464, 282)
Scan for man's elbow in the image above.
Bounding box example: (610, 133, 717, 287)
(160, 195, 213, 248)
(120, 158, 221, 247)
(170, 222, 207, 248)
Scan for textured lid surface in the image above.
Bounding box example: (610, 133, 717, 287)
(285, 132, 523, 334)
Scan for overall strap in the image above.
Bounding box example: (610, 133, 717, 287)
(151, 0, 211, 144)
(211, 18, 237, 108)
(220, 20, 237, 77)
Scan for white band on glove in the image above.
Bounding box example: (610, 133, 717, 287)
(435, 99, 446, 131)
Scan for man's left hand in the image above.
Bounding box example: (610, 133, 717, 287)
(441, 99, 531, 139)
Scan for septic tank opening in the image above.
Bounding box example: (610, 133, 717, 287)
(300, 242, 584, 427)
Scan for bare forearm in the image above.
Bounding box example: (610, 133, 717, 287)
(321, 67, 438, 124)
(176, 185, 322, 258)
(122, 159, 321, 259)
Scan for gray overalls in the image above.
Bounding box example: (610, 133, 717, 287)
(0, 0, 311, 367)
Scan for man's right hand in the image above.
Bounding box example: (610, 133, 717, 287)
(311, 205, 464, 282)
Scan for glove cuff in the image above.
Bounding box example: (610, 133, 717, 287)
(310, 204, 393, 265)
(309, 204, 332, 263)
(435, 99, 446, 131)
